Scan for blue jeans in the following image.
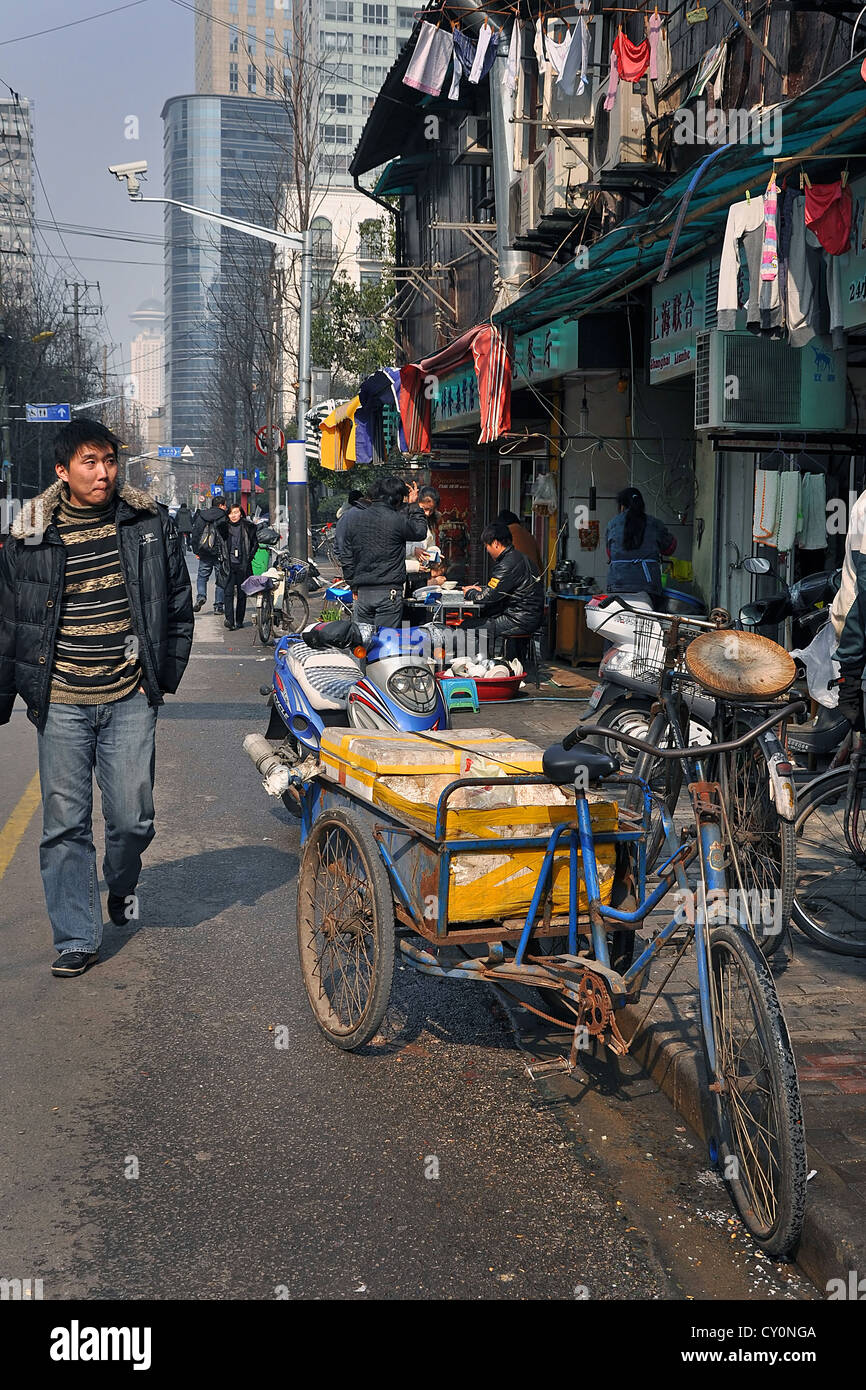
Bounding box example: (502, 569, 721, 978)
(36, 691, 158, 955)
(196, 555, 225, 606)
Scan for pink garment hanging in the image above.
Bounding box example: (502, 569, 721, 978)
(402, 21, 452, 97)
(761, 175, 778, 282)
(648, 13, 664, 81)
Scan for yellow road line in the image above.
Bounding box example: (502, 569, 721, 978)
(0, 771, 41, 881)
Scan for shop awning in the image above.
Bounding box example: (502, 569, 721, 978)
(374, 154, 434, 197)
(495, 55, 866, 335)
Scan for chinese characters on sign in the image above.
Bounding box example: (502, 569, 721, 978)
(649, 261, 712, 383)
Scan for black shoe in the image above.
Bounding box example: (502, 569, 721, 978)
(51, 951, 98, 978)
(193, 597, 205, 613)
(224, 619, 234, 629)
(107, 891, 134, 926)
(213, 605, 224, 614)
(234, 620, 245, 629)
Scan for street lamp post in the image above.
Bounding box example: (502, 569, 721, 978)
(108, 162, 314, 571)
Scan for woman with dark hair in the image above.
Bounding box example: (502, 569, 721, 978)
(605, 486, 676, 604)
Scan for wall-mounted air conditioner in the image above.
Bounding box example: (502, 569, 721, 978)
(593, 83, 650, 173)
(543, 136, 590, 215)
(453, 115, 492, 166)
(541, 21, 603, 131)
(694, 332, 847, 431)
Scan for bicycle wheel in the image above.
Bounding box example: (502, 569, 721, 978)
(717, 738, 795, 957)
(705, 921, 806, 1257)
(590, 697, 655, 775)
(296, 809, 395, 1050)
(258, 590, 274, 644)
(793, 767, 866, 956)
(625, 709, 687, 870)
(281, 589, 310, 633)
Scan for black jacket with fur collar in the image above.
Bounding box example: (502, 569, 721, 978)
(0, 480, 193, 730)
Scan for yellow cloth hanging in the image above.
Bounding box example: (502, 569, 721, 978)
(319, 396, 361, 471)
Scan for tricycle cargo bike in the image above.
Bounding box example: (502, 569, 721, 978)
(245, 663, 808, 1257)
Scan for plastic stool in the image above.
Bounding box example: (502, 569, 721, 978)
(438, 677, 479, 713)
(502, 632, 541, 689)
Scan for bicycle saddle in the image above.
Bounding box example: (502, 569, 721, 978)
(685, 630, 796, 700)
(543, 742, 620, 786)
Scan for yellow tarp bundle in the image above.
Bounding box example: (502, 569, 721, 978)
(318, 729, 618, 923)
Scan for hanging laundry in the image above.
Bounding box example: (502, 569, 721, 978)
(503, 18, 521, 97)
(604, 32, 651, 112)
(559, 2, 591, 97)
(717, 196, 783, 334)
(753, 469, 800, 551)
(798, 474, 828, 550)
(469, 21, 496, 85)
(684, 39, 727, 105)
(449, 26, 498, 100)
(648, 11, 667, 82)
(804, 178, 853, 256)
(403, 21, 452, 97)
(761, 174, 778, 283)
(534, 16, 551, 77)
(544, 22, 574, 81)
(399, 326, 513, 453)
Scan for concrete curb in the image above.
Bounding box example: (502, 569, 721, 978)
(619, 999, 866, 1294)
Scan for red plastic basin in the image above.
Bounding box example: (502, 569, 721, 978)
(437, 672, 523, 701)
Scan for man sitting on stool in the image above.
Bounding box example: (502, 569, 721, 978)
(460, 520, 544, 649)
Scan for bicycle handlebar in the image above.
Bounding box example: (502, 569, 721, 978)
(563, 700, 806, 759)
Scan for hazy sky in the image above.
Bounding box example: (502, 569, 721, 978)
(2, 0, 193, 383)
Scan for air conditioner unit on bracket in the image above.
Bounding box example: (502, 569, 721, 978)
(544, 136, 590, 215)
(453, 115, 492, 166)
(542, 22, 603, 130)
(694, 331, 847, 431)
(594, 83, 651, 173)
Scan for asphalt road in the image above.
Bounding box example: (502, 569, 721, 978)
(0, 572, 814, 1301)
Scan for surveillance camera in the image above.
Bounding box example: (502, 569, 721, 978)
(108, 161, 149, 178)
(108, 160, 148, 198)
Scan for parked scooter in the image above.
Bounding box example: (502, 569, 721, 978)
(583, 591, 715, 764)
(739, 560, 844, 766)
(244, 616, 449, 810)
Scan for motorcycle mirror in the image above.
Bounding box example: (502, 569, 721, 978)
(742, 557, 771, 575)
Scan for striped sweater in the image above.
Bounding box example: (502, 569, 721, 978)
(50, 490, 142, 705)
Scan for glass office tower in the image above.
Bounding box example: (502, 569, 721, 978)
(162, 93, 292, 459)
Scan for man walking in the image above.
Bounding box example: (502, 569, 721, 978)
(191, 496, 227, 614)
(215, 502, 258, 630)
(0, 419, 193, 976)
(341, 475, 427, 629)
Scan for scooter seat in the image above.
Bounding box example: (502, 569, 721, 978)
(285, 642, 360, 712)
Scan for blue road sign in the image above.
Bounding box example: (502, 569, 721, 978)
(158, 445, 182, 459)
(25, 403, 71, 423)
(210, 484, 224, 496)
(223, 468, 240, 491)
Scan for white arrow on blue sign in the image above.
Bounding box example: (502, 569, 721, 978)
(26, 404, 71, 423)
(158, 446, 182, 459)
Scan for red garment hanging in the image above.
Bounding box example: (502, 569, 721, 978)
(613, 31, 650, 83)
(804, 180, 853, 256)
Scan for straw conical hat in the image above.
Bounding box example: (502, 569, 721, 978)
(685, 630, 796, 699)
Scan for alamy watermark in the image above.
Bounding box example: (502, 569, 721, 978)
(674, 101, 782, 156)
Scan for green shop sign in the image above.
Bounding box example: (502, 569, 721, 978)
(512, 315, 581, 387)
(650, 261, 713, 384)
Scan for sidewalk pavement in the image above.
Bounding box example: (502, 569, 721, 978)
(452, 672, 866, 1294)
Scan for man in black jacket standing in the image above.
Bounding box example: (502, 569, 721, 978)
(0, 419, 193, 976)
(215, 503, 258, 630)
(191, 497, 227, 613)
(341, 475, 427, 628)
(462, 520, 544, 641)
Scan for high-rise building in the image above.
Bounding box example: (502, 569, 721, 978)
(162, 93, 292, 460)
(0, 95, 34, 290)
(129, 299, 165, 416)
(193, 0, 415, 188)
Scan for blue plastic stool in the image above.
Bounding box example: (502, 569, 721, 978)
(438, 677, 479, 713)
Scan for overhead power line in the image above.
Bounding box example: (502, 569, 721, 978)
(0, 0, 152, 48)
